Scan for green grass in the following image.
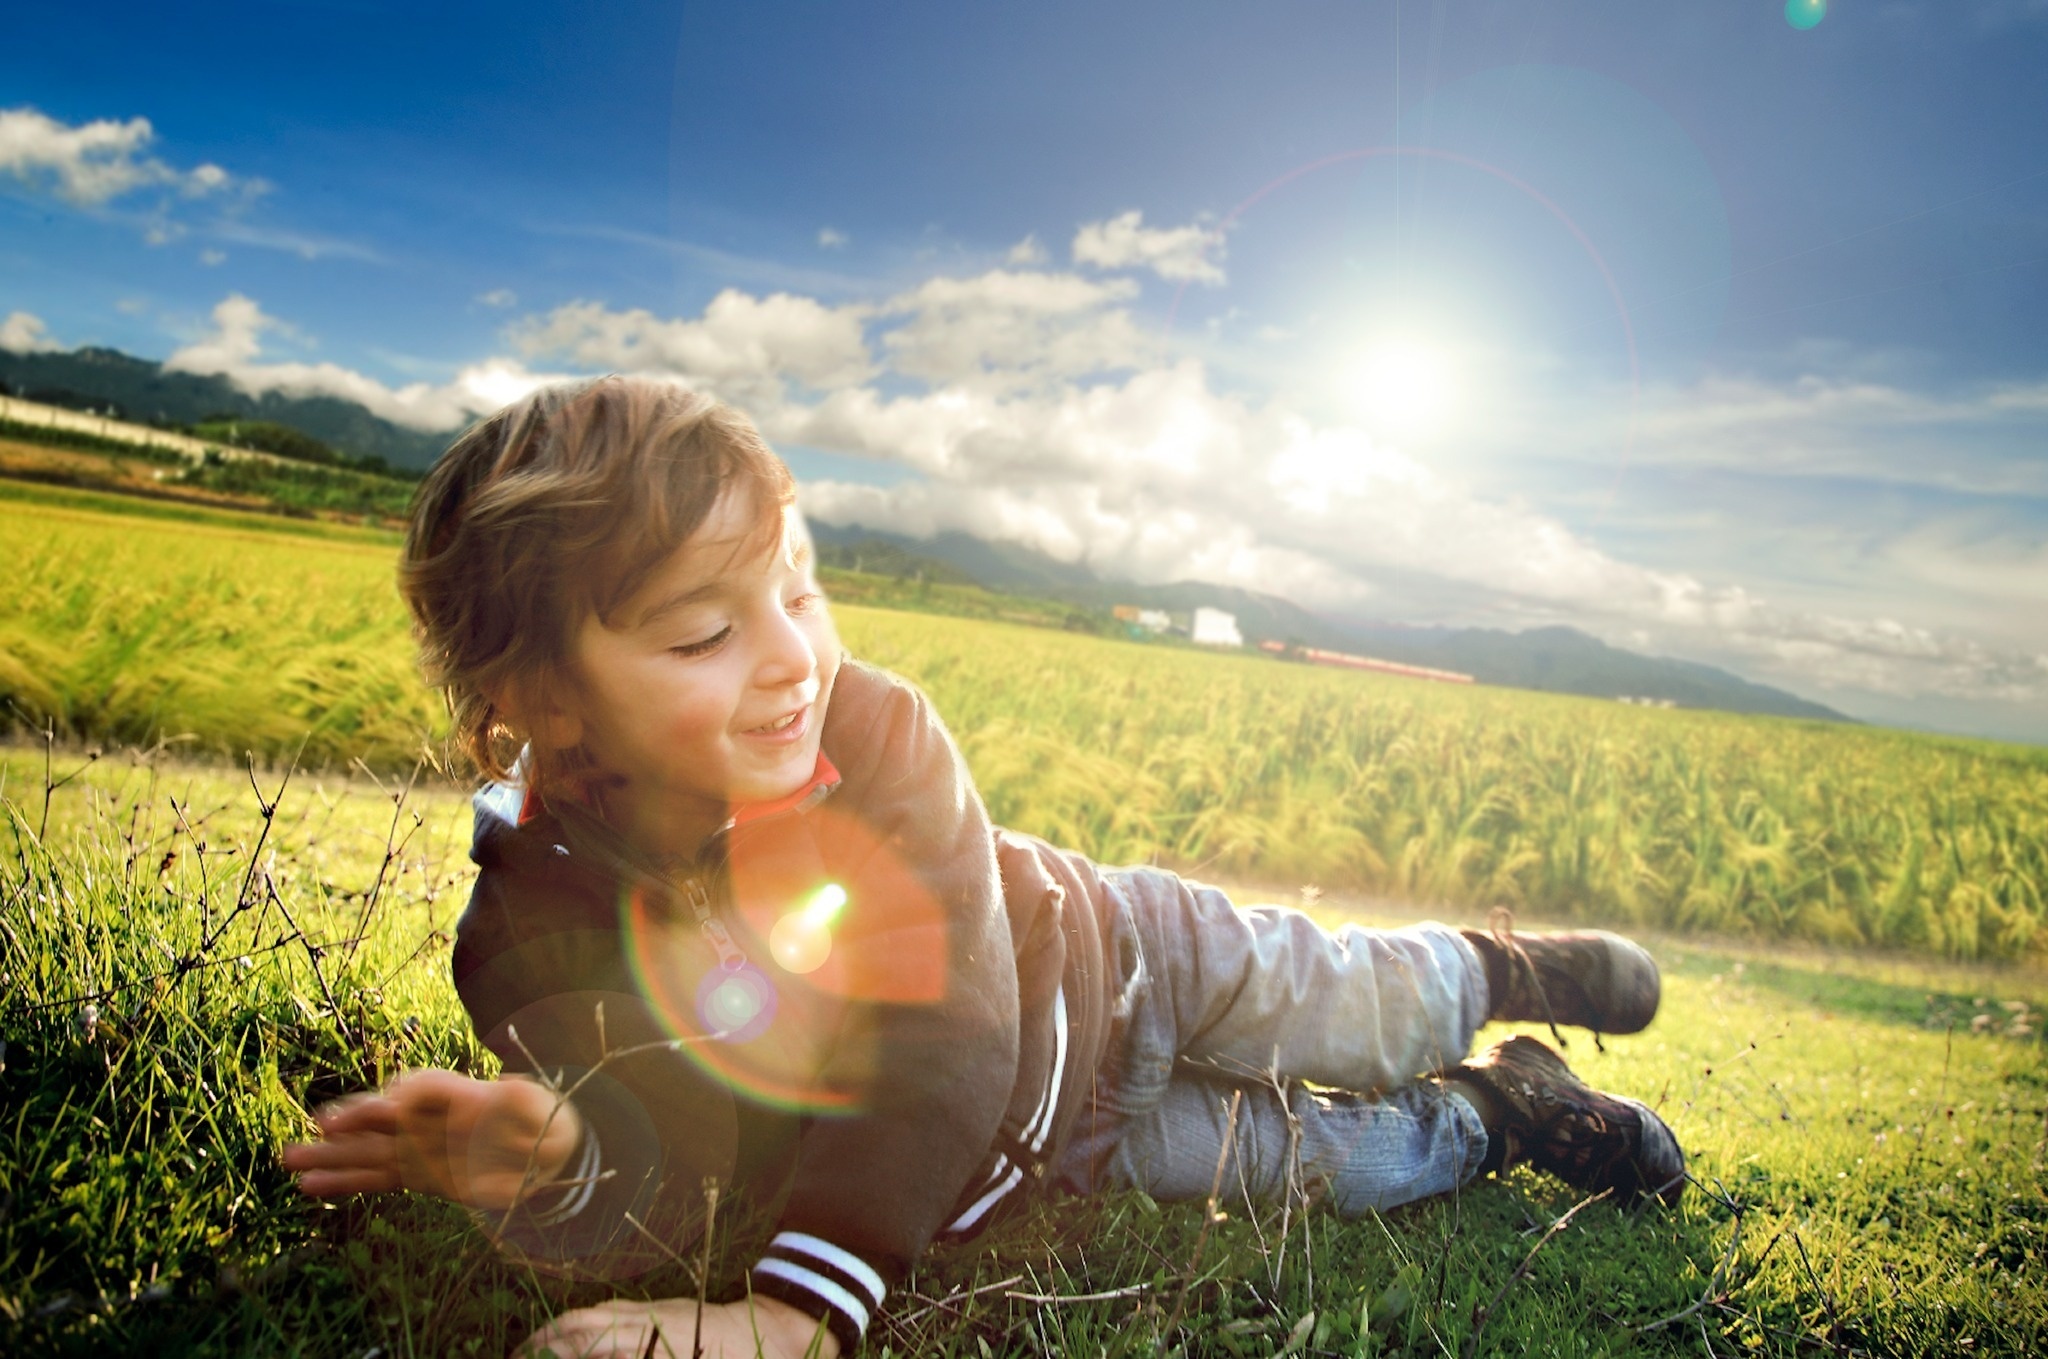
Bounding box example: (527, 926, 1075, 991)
(7, 491, 2047, 963)
(1, 746, 2043, 1356)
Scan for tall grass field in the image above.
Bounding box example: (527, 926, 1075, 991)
(2, 481, 2045, 1356)
(5, 480, 2045, 960)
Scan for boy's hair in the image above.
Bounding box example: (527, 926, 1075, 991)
(400, 376, 796, 792)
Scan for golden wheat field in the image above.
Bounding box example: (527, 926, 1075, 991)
(4, 478, 2046, 960)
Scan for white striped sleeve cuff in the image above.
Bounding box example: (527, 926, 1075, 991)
(525, 1125, 604, 1227)
(750, 1231, 887, 1351)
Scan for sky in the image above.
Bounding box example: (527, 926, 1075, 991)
(3, 1, 2046, 742)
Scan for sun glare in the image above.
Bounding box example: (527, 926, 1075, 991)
(1346, 339, 1458, 440)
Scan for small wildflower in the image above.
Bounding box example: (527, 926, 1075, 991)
(79, 1003, 99, 1043)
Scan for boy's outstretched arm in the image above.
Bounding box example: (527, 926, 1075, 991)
(282, 1069, 583, 1210)
(515, 1295, 837, 1359)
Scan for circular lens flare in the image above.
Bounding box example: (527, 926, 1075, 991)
(771, 913, 832, 973)
(1785, 0, 1825, 30)
(695, 965, 778, 1043)
(770, 882, 846, 975)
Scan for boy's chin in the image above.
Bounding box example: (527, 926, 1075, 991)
(732, 747, 824, 806)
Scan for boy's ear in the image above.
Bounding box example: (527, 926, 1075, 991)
(490, 677, 585, 752)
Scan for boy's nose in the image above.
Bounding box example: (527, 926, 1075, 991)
(754, 611, 819, 689)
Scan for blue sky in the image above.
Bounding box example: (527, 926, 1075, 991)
(4, 1, 2047, 741)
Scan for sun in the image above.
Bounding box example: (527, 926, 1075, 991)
(1346, 337, 1458, 440)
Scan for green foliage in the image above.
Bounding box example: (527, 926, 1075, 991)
(4, 409, 419, 520)
(1, 751, 2042, 1355)
(0, 479, 403, 544)
(190, 419, 340, 466)
(188, 420, 416, 481)
(0, 416, 187, 465)
(167, 450, 418, 520)
(4, 493, 2047, 960)
(0, 344, 455, 469)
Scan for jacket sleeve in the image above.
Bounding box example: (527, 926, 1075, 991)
(450, 830, 747, 1276)
(744, 665, 1020, 1350)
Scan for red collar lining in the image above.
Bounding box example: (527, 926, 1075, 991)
(730, 751, 842, 827)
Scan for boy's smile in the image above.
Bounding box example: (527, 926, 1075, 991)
(556, 494, 840, 857)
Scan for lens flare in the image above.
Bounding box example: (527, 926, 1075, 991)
(1785, 0, 1825, 30)
(696, 965, 778, 1042)
(622, 882, 859, 1113)
(770, 882, 846, 975)
(1347, 338, 1457, 439)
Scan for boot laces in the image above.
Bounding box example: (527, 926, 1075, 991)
(1487, 905, 1605, 1053)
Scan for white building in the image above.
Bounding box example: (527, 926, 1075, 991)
(1191, 606, 1243, 648)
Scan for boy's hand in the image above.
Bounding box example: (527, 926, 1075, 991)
(282, 1069, 582, 1210)
(516, 1296, 840, 1359)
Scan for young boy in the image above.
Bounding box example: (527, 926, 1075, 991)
(284, 378, 1683, 1359)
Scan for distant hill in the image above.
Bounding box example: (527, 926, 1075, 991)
(0, 342, 1853, 724)
(0, 344, 459, 469)
(807, 520, 1851, 722)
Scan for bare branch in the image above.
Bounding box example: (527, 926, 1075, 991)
(1462, 1188, 1611, 1359)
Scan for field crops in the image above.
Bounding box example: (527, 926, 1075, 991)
(5, 482, 2045, 961)
(1, 739, 2042, 1355)
(1, 485, 2045, 1354)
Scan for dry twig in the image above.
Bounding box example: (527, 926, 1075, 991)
(1461, 1188, 1611, 1359)
(1157, 1086, 1243, 1350)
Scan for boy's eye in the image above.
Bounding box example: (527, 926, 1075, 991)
(670, 626, 732, 658)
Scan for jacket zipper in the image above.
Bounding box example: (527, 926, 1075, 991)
(679, 779, 839, 974)
(680, 875, 748, 971)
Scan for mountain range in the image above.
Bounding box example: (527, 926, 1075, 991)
(0, 344, 456, 469)
(809, 523, 1851, 722)
(3, 338, 1848, 722)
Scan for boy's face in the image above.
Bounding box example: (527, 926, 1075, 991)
(559, 493, 840, 843)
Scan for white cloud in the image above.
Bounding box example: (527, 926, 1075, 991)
(199, 248, 227, 267)
(202, 218, 379, 263)
(430, 270, 2048, 707)
(132, 209, 2048, 719)
(816, 226, 848, 249)
(0, 106, 249, 208)
(1005, 235, 1047, 267)
(0, 310, 59, 353)
(1072, 209, 1226, 285)
(877, 269, 1146, 391)
(1531, 368, 2048, 497)
(512, 290, 874, 395)
(165, 293, 559, 431)
(476, 287, 518, 308)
